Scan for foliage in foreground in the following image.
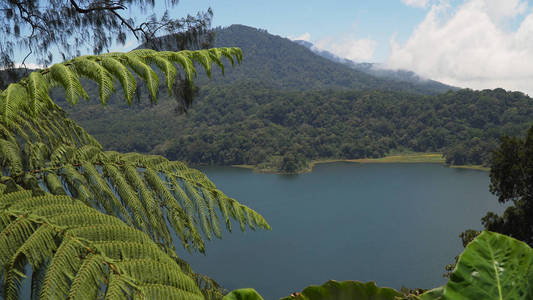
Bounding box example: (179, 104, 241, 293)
(0, 191, 204, 299)
(225, 231, 533, 300)
(0, 47, 270, 299)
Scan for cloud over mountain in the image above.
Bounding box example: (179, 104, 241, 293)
(388, 0, 533, 94)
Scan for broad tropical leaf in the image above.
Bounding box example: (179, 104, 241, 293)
(223, 288, 264, 300)
(280, 281, 402, 300)
(441, 231, 533, 300)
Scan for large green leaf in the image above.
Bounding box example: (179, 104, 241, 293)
(419, 287, 443, 300)
(280, 281, 402, 300)
(442, 231, 533, 300)
(223, 288, 264, 300)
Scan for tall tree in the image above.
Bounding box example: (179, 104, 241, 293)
(480, 126, 533, 246)
(0, 0, 214, 90)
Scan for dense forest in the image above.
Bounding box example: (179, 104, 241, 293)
(63, 84, 532, 173)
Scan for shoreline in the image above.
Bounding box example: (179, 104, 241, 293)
(231, 153, 489, 174)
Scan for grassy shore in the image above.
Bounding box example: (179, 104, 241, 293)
(232, 153, 489, 173)
(449, 165, 490, 171)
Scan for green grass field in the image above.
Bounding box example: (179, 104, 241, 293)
(233, 153, 489, 173)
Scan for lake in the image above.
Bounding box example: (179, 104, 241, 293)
(180, 162, 506, 300)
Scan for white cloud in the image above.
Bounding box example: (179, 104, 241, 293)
(401, 0, 429, 8)
(288, 32, 377, 62)
(387, 0, 533, 94)
(289, 32, 311, 41)
(110, 39, 136, 52)
(314, 36, 377, 62)
(10, 62, 43, 69)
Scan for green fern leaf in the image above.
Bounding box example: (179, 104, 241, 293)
(26, 72, 53, 115)
(72, 56, 115, 105)
(50, 63, 88, 104)
(1, 192, 205, 299)
(101, 56, 136, 105)
(123, 53, 160, 102)
(1, 83, 27, 122)
(148, 54, 177, 95)
(164, 51, 196, 84)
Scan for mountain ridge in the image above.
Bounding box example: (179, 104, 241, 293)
(201, 24, 456, 95)
(292, 38, 458, 94)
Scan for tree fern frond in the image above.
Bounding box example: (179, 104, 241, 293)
(207, 48, 226, 75)
(0, 139, 23, 176)
(49, 63, 88, 104)
(147, 54, 177, 95)
(60, 165, 93, 203)
(73, 145, 101, 164)
(190, 49, 214, 79)
(1, 83, 27, 123)
(30, 262, 47, 300)
(123, 165, 170, 244)
(1, 192, 204, 300)
(82, 162, 133, 225)
(23, 142, 48, 171)
(164, 51, 196, 84)
(67, 253, 106, 300)
(203, 189, 222, 239)
(72, 56, 115, 105)
(13, 113, 43, 143)
(183, 181, 212, 240)
(123, 53, 160, 102)
(101, 56, 137, 105)
(104, 273, 131, 300)
(103, 164, 150, 232)
(1, 48, 242, 121)
(44, 173, 67, 195)
(0, 48, 271, 297)
(12, 224, 57, 269)
(0, 123, 17, 145)
(0, 190, 32, 208)
(228, 47, 243, 64)
(212, 190, 232, 231)
(25, 72, 54, 115)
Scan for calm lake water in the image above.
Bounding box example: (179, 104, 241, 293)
(180, 162, 506, 300)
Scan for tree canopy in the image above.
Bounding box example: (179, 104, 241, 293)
(480, 125, 533, 246)
(0, 0, 214, 89)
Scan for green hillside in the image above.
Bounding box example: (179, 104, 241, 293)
(201, 25, 455, 94)
(64, 84, 532, 172)
(52, 25, 533, 173)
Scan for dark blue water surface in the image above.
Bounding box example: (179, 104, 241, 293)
(180, 163, 506, 300)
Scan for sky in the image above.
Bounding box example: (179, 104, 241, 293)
(15, 0, 533, 94)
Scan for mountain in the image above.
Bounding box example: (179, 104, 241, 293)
(293, 39, 458, 94)
(7, 24, 532, 173)
(202, 25, 455, 94)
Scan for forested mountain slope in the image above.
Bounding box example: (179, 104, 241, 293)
(40, 25, 532, 173)
(201, 25, 455, 94)
(64, 85, 533, 172)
